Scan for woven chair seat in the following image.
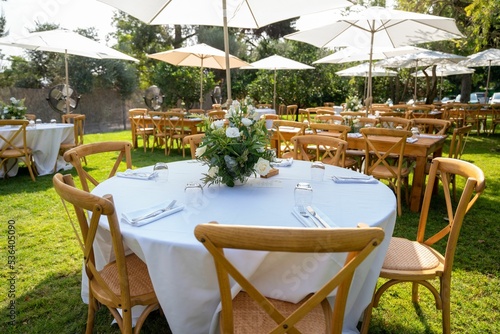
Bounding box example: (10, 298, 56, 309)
(97, 253, 155, 297)
(382, 237, 440, 271)
(231, 292, 329, 334)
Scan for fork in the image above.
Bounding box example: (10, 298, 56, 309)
(298, 207, 320, 228)
(131, 200, 176, 222)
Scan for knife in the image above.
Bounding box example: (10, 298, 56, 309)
(131, 200, 176, 222)
(306, 206, 330, 228)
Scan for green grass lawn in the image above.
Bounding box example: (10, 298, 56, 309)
(1, 130, 499, 333)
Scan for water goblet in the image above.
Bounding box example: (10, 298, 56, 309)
(294, 182, 313, 210)
(310, 161, 325, 181)
(153, 162, 169, 183)
(184, 182, 203, 208)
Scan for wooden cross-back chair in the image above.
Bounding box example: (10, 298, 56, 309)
(314, 114, 344, 124)
(309, 123, 358, 170)
(285, 104, 298, 120)
(271, 120, 307, 158)
(412, 118, 451, 136)
(182, 133, 205, 159)
(361, 157, 485, 334)
(361, 127, 412, 216)
(164, 111, 188, 157)
(0, 119, 36, 181)
(292, 134, 348, 167)
(63, 141, 132, 192)
(194, 223, 384, 334)
(128, 108, 153, 152)
(58, 114, 86, 170)
(489, 103, 500, 135)
(148, 111, 170, 155)
(448, 125, 472, 201)
(53, 173, 159, 334)
(378, 116, 414, 130)
(208, 110, 226, 121)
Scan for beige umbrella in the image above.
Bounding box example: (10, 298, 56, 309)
(147, 43, 249, 107)
(98, 0, 351, 104)
(240, 55, 314, 110)
(459, 48, 500, 99)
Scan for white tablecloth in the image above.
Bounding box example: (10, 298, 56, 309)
(254, 108, 276, 119)
(90, 160, 396, 334)
(0, 123, 74, 177)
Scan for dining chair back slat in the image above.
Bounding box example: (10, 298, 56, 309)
(292, 134, 348, 167)
(195, 223, 384, 334)
(0, 119, 36, 181)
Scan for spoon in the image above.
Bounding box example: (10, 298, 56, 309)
(299, 207, 320, 228)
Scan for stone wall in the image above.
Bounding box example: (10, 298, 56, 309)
(0, 87, 146, 133)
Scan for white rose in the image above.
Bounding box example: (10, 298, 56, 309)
(195, 145, 206, 158)
(254, 157, 271, 176)
(208, 166, 219, 177)
(226, 127, 240, 138)
(211, 120, 225, 129)
(241, 118, 252, 127)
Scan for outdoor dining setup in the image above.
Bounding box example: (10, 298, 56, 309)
(2, 1, 496, 334)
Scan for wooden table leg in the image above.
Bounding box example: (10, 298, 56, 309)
(410, 156, 426, 212)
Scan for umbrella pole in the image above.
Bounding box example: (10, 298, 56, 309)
(200, 59, 204, 108)
(273, 69, 277, 111)
(366, 28, 374, 116)
(414, 60, 418, 103)
(65, 50, 70, 114)
(222, 0, 232, 105)
(485, 61, 491, 101)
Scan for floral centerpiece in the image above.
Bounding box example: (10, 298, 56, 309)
(1, 97, 27, 120)
(345, 95, 362, 111)
(195, 99, 274, 187)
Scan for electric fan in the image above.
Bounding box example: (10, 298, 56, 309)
(144, 85, 164, 111)
(46, 84, 81, 114)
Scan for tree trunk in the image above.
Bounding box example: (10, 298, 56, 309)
(460, 74, 472, 103)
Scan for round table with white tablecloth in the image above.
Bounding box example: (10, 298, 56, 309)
(89, 160, 396, 334)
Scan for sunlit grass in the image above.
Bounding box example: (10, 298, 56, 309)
(1, 130, 498, 333)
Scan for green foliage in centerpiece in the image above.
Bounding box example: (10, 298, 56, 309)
(196, 99, 274, 187)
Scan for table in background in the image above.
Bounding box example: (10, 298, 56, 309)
(90, 160, 396, 334)
(254, 107, 276, 119)
(0, 123, 73, 177)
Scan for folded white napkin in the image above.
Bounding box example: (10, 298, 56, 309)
(291, 206, 336, 228)
(121, 201, 184, 226)
(348, 133, 363, 138)
(418, 134, 444, 139)
(406, 137, 418, 143)
(271, 158, 293, 167)
(331, 175, 378, 184)
(116, 169, 157, 180)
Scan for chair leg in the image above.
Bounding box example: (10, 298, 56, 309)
(360, 289, 376, 334)
(86, 295, 97, 334)
(441, 278, 451, 334)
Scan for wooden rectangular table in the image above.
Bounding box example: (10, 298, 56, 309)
(271, 128, 446, 212)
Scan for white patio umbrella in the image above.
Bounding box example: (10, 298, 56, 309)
(285, 6, 464, 109)
(459, 48, 500, 99)
(97, 0, 352, 103)
(147, 43, 249, 107)
(240, 55, 314, 110)
(0, 29, 138, 112)
(377, 50, 466, 101)
(336, 62, 397, 102)
(412, 62, 474, 99)
(314, 46, 426, 64)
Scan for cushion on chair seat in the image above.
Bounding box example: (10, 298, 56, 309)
(230, 292, 329, 334)
(383, 237, 440, 271)
(96, 253, 155, 297)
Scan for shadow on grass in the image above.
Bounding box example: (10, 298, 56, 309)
(0, 270, 171, 334)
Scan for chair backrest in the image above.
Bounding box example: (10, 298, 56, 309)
(360, 127, 412, 178)
(286, 104, 298, 118)
(52, 173, 134, 316)
(448, 125, 472, 159)
(417, 157, 485, 279)
(164, 111, 187, 136)
(63, 141, 132, 192)
(292, 134, 348, 166)
(183, 133, 205, 159)
(128, 108, 149, 131)
(378, 116, 413, 130)
(25, 113, 36, 121)
(0, 119, 29, 158)
(62, 114, 86, 146)
(412, 118, 451, 135)
(194, 223, 384, 334)
(310, 123, 350, 140)
(256, 103, 272, 109)
(188, 108, 205, 115)
(357, 117, 378, 127)
(208, 110, 226, 121)
(316, 108, 335, 116)
(148, 111, 168, 135)
(271, 120, 307, 157)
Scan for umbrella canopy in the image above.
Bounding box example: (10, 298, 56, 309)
(0, 29, 138, 112)
(240, 55, 314, 110)
(98, 0, 351, 104)
(336, 62, 397, 77)
(285, 6, 464, 109)
(459, 48, 500, 98)
(314, 46, 426, 64)
(377, 50, 466, 100)
(147, 43, 249, 107)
